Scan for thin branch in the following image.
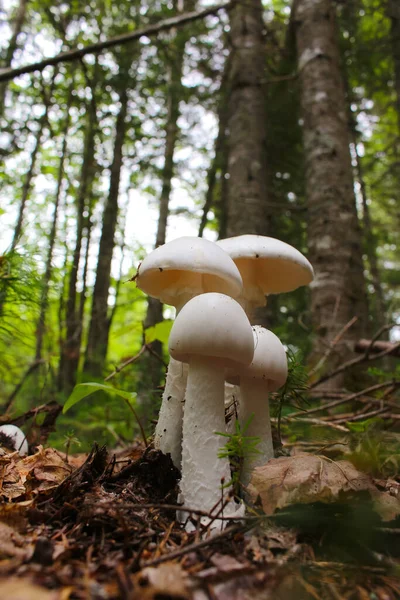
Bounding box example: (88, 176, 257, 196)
(310, 341, 400, 389)
(290, 380, 400, 418)
(273, 416, 350, 433)
(3, 359, 46, 412)
(0, 2, 233, 83)
(309, 316, 358, 377)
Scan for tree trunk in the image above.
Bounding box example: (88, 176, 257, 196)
(293, 0, 368, 387)
(59, 91, 97, 393)
(35, 82, 73, 360)
(0, 0, 28, 116)
(84, 88, 128, 377)
(198, 55, 231, 238)
(10, 73, 56, 251)
(388, 0, 400, 130)
(225, 0, 271, 237)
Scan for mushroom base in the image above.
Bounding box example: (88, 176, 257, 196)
(180, 357, 233, 520)
(239, 378, 274, 487)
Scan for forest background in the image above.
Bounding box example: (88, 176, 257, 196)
(0, 0, 399, 452)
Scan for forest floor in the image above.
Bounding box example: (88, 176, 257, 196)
(1, 430, 400, 600)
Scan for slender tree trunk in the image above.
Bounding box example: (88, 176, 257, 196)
(35, 83, 73, 360)
(353, 143, 386, 327)
(142, 0, 196, 405)
(59, 92, 97, 393)
(293, 0, 368, 387)
(198, 55, 231, 238)
(225, 0, 271, 237)
(0, 0, 28, 116)
(84, 88, 128, 377)
(388, 0, 400, 131)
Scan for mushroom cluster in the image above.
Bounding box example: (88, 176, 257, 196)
(136, 235, 313, 529)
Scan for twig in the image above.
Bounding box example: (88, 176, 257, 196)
(309, 317, 358, 377)
(105, 346, 147, 381)
(3, 359, 46, 412)
(123, 399, 148, 448)
(0, 2, 233, 83)
(333, 405, 390, 424)
(310, 342, 400, 389)
(140, 523, 245, 568)
(355, 338, 400, 358)
(273, 416, 349, 433)
(290, 380, 400, 417)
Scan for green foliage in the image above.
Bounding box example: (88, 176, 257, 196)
(63, 382, 137, 413)
(144, 320, 173, 345)
(346, 417, 400, 478)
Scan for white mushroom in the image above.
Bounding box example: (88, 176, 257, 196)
(0, 424, 28, 456)
(136, 237, 243, 468)
(226, 326, 288, 486)
(168, 293, 254, 524)
(217, 235, 314, 318)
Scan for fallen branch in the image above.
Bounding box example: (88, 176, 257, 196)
(355, 339, 400, 358)
(0, 2, 232, 83)
(310, 341, 400, 389)
(290, 380, 400, 418)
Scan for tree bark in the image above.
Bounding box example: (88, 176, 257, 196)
(225, 0, 271, 237)
(35, 81, 73, 360)
(0, 0, 28, 116)
(198, 54, 231, 238)
(293, 0, 368, 387)
(84, 88, 128, 377)
(10, 74, 56, 251)
(144, 0, 195, 330)
(388, 0, 400, 131)
(59, 90, 97, 393)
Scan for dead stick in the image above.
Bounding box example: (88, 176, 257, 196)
(290, 380, 400, 418)
(355, 339, 400, 357)
(140, 523, 244, 568)
(0, 3, 233, 83)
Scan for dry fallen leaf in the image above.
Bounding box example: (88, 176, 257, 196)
(248, 454, 374, 515)
(134, 562, 190, 599)
(0, 578, 60, 599)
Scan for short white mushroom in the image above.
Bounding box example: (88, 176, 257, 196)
(217, 235, 314, 318)
(0, 424, 28, 456)
(226, 326, 288, 487)
(168, 292, 254, 523)
(136, 237, 243, 468)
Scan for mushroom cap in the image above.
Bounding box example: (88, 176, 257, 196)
(0, 424, 28, 456)
(169, 292, 254, 367)
(226, 326, 288, 392)
(217, 235, 314, 295)
(136, 236, 243, 307)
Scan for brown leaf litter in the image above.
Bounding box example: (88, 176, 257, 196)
(0, 444, 399, 599)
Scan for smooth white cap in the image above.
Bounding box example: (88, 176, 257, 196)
(227, 326, 288, 391)
(217, 235, 314, 296)
(136, 236, 243, 307)
(0, 424, 28, 456)
(169, 293, 254, 367)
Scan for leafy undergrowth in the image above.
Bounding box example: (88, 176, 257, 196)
(1, 437, 400, 600)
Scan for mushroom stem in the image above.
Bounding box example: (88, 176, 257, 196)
(180, 357, 232, 512)
(154, 357, 188, 467)
(239, 378, 274, 486)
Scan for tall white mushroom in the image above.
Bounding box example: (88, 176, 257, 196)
(226, 326, 287, 486)
(217, 235, 314, 318)
(136, 237, 243, 468)
(168, 293, 254, 522)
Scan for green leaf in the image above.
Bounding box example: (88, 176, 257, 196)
(145, 320, 173, 345)
(63, 382, 137, 414)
